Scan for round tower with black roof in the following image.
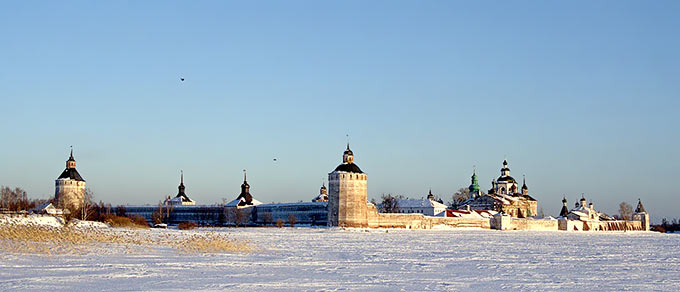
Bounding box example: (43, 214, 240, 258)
(55, 147, 86, 211)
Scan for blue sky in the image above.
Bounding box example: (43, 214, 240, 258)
(1, 1, 678, 221)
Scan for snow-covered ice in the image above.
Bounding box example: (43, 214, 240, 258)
(1, 228, 679, 291)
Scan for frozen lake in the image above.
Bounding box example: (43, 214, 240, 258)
(1, 228, 679, 291)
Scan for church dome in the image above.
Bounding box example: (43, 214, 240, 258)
(334, 144, 363, 173)
(497, 175, 516, 183)
(334, 163, 363, 173)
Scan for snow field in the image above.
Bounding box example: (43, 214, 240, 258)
(1, 227, 679, 291)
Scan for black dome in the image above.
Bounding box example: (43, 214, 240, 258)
(334, 163, 363, 173)
(497, 176, 515, 183)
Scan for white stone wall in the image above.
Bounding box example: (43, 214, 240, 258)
(55, 179, 86, 211)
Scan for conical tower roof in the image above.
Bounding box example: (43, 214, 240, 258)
(635, 199, 646, 213)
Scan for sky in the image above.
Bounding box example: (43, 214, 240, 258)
(1, 1, 678, 222)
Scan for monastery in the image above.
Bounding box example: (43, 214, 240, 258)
(56, 145, 649, 231)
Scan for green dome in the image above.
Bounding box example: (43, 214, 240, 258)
(469, 171, 480, 193)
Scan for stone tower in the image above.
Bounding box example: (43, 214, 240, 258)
(328, 144, 368, 227)
(55, 148, 86, 211)
(632, 199, 650, 231)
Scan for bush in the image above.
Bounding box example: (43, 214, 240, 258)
(652, 225, 666, 233)
(100, 214, 149, 229)
(129, 215, 149, 227)
(275, 219, 284, 228)
(178, 222, 198, 230)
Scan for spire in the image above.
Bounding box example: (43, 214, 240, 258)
(238, 169, 253, 205)
(635, 199, 646, 213)
(66, 146, 77, 169)
(521, 175, 528, 190)
(177, 170, 186, 195)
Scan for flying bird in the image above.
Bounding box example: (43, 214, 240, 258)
(180, 77, 185, 82)
(273, 158, 278, 162)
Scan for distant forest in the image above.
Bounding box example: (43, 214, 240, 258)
(652, 218, 680, 233)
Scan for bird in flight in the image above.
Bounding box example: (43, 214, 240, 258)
(180, 77, 185, 82)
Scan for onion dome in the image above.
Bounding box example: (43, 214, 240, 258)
(488, 180, 497, 195)
(427, 189, 435, 201)
(334, 144, 363, 173)
(497, 159, 514, 182)
(343, 143, 353, 156)
(559, 196, 569, 217)
(237, 170, 253, 205)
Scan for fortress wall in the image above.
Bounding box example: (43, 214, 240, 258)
(493, 216, 559, 231)
(596, 220, 643, 231)
(366, 204, 490, 229)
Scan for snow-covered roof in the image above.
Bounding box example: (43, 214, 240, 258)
(447, 209, 498, 218)
(257, 202, 327, 208)
(312, 193, 328, 202)
(31, 203, 55, 211)
(225, 197, 262, 207)
(396, 199, 448, 209)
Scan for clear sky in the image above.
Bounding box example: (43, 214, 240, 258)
(1, 1, 678, 222)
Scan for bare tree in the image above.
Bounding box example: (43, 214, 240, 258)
(230, 208, 246, 227)
(379, 194, 402, 213)
(80, 188, 96, 220)
(115, 205, 127, 217)
(450, 188, 470, 206)
(0, 186, 30, 211)
(261, 212, 273, 226)
(287, 214, 297, 227)
(619, 202, 633, 220)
